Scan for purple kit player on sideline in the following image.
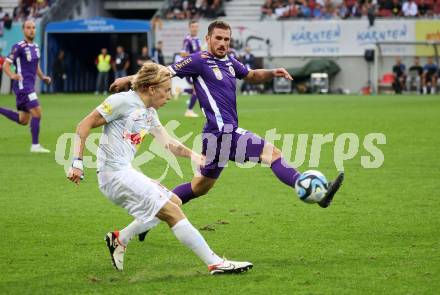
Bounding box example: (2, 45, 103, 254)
(0, 20, 51, 153)
(111, 21, 344, 232)
(181, 20, 201, 118)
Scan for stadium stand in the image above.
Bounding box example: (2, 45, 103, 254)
(260, 0, 440, 20)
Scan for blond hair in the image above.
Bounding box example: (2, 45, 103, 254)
(132, 62, 171, 91)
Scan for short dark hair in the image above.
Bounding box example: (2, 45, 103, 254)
(207, 20, 231, 36)
(189, 19, 198, 26)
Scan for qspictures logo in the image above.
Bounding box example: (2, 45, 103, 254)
(55, 120, 386, 181)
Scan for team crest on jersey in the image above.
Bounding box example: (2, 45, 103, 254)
(35, 47, 40, 58)
(228, 66, 235, 77)
(212, 67, 223, 80)
(100, 102, 113, 115)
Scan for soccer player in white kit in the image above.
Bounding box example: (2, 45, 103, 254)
(67, 63, 252, 274)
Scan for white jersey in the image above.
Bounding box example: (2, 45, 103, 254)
(96, 90, 161, 172)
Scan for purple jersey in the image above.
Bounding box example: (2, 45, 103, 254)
(182, 35, 201, 54)
(168, 51, 249, 132)
(6, 41, 40, 95)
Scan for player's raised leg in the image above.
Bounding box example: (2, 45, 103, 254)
(0, 107, 20, 124)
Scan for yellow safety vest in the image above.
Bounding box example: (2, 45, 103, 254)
(97, 54, 111, 72)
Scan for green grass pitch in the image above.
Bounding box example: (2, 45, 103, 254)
(0, 93, 439, 294)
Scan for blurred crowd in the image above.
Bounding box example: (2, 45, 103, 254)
(164, 0, 226, 19)
(0, 0, 54, 33)
(261, 0, 440, 20)
(13, 0, 53, 21)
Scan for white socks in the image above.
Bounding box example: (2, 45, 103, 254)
(171, 218, 222, 266)
(119, 217, 223, 266)
(119, 217, 161, 246)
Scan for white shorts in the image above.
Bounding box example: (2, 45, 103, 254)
(97, 168, 173, 224)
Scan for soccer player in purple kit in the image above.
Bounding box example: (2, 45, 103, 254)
(0, 20, 51, 153)
(181, 20, 201, 118)
(111, 21, 344, 221)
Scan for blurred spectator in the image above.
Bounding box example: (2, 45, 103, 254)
(113, 46, 130, 79)
(0, 48, 4, 87)
(313, 3, 323, 18)
(299, 0, 313, 18)
(422, 56, 438, 94)
(323, 0, 336, 19)
(202, 0, 225, 18)
(240, 47, 256, 95)
(350, 2, 363, 17)
(152, 41, 165, 65)
(166, 0, 224, 19)
(407, 57, 423, 93)
(273, 0, 288, 18)
(31, 0, 50, 19)
(392, 57, 406, 94)
(402, 0, 418, 16)
(337, 2, 350, 19)
(228, 38, 238, 58)
(417, 0, 432, 17)
(390, 0, 403, 16)
(151, 15, 164, 32)
(136, 46, 152, 70)
(283, 0, 299, 18)
(95, 48, 112, 95)
(3, 13, 12, 29)
(261, 0, 275, 19)
(12, 0, 52, 22)
(53, 50, 66, 93)
(0, 13, 3, 36)
(166, 0, 186, 19)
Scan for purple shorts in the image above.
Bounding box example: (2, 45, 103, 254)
(16, 92, 40, 112)
(200, 127, 266, 179)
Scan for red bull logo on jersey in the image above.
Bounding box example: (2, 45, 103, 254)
(123, 130, 147, 149)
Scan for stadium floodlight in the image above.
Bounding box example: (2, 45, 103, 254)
(373, 41, 440, 94)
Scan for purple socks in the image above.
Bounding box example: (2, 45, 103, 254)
(173, 182, 197, 204)
(0, 107, 19, 123)
(30, 117, 40, 144)
(188, 94, 197, 110)
(271, 157, 300, 188)
(0, 108, 41, 144)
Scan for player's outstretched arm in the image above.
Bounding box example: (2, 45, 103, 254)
(67, 110, 107, 185)
(109, 75, 135, 92)
(244, 68, 293, 84)
(151, 125, 205, 166)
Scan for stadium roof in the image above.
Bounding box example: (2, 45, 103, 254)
(45, 17, 150, 33)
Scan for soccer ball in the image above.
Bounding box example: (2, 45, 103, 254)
(295, 170, 328, 204)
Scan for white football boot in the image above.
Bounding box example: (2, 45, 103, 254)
(30, 144, 50, 153)
(184, 109, 199, 118)
(208, 259, 253, 275)
(105, 231, 126, 271)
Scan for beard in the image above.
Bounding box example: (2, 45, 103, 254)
(212, 47, 227, 58)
